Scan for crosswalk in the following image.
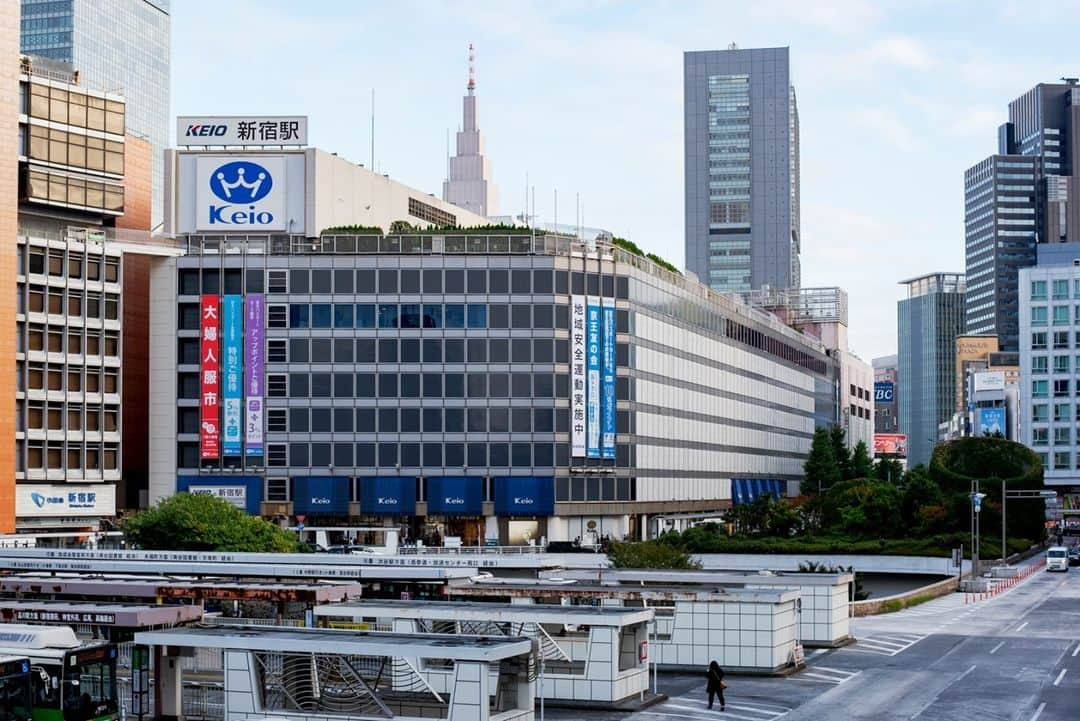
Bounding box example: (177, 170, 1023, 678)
(848, 632, 927, 656)
(789, 664, 861, 685)
(642, 696, 793, 721)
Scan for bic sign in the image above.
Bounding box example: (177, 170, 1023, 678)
(874, 381, 895, 403)
(195, 156, 285, 231)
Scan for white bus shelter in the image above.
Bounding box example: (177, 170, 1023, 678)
(135, 626, 534, 721)
(448, 581, 801, 674)
(313, 600, 655, 709)
(543, 569, 854, 647)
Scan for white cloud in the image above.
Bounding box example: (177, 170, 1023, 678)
(867, 35, 935, 70)
(851, 107, 926, 152)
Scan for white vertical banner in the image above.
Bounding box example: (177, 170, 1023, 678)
(570, 295, 587, 457)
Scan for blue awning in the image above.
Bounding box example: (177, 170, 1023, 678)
(427, 476, 483, 515)
(293, 476, 350, 515)
(493, 476, 554, 516)
(359, 476, 417, 515)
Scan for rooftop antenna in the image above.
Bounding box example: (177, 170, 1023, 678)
(468, 43, 475, 95)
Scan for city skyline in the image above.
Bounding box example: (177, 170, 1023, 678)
(170, 1, 1080, 362)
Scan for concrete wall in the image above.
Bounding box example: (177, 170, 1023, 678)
(851, 576, 960, 617)
(649, 597, 798, 673)
(695, 553, 967, 576)
(147, 257, 178, 506)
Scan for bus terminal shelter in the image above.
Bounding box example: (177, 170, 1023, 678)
(134, 625, 535, 721)
(313, 600, 659, 709)
(0, 600, 202, 641)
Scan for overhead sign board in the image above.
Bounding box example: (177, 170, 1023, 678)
(188, 485, 247, 510)
(177, 116, 307, 147)
(16, 484, 116, 518)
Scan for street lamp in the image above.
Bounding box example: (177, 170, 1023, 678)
(971, 489, 987, 578)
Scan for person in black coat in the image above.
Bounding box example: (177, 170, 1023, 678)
(706, 660, 726, 710)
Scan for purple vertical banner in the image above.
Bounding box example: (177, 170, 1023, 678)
(221, 295, 243, 456)
(244, 294, 265, 456)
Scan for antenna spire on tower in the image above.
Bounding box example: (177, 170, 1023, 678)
(467, 43, 475, 94)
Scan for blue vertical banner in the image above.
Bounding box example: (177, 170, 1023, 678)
(221, 295, 243, 456)
(601, 298, 616, 459)
(586, 297, 601, 458)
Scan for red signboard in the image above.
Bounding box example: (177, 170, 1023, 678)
(873, 433, 907, 456)
(200, 295, 221, 459)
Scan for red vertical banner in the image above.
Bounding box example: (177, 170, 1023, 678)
(200, 294, 221, 459)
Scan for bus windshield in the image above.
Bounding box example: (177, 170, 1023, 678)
(62, 650, 116, 721)
(0, 663, 31, 721)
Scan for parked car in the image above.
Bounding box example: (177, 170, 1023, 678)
(1068, 546, 1080, 567)
(1047, 546, 1069, 572)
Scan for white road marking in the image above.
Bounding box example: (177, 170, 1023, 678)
(1054, 668, 1067, 686)
(1073, 642, 1080, 657)
(957, 664, 977, 681)
(848, 633, 926, 656)
(989, 641, 1005, 654)
(1030, 701, 1046, 721)
(659, 702, 784, 721)
(1015, 621, 1029, 633)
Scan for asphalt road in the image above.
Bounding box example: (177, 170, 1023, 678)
(552, 553, 1079, 721)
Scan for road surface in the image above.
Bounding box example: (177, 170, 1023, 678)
(555, 553, 1079, 720)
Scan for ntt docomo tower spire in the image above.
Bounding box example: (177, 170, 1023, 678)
(443, 44, 499, 217)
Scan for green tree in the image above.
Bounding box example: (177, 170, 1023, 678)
(123, 493, 306, 553)
(830, 425, 853, 480)
(851, 441, 875, 479)
(900, 470, 944, 530)
(823, 478, 902, 537)
(803, 427, 841, 495)
(875, 457, 904, 483)
(607, 540, 702, 569)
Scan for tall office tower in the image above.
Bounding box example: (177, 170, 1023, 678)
(20, 0, 170, 230)
(442, 44, 498, 218)
(0, 4, 21, 533)
(964, 80, 1080, 352)
(898, 273, 966, 467)
(684, 46, 800, 293)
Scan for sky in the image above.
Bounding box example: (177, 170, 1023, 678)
(171, 0, 1080, 361)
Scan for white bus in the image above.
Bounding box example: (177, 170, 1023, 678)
(0, 626, 117, 721)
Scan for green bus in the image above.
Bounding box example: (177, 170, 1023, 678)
(0, 656, 32, 721)
(0, 627, 117, 721)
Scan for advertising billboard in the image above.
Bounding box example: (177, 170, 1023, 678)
(221, 295, 243, 456)
(177, 116, 308, 147)
(244, 295, 265, 456)
(978, 407, 1007, 436)
(199, 295, 220, 459)
(873, 433, 908, 456)
(973, 371, 1006, 393)
(16, 484, 116, 518)
(601, 298, 616, 459)
(187, 485, 247, 510)
(194, 155, 286, 231)
(585, 297, 602, 458)
(570, 296, 587, 457)
(874, 381, 895, 403)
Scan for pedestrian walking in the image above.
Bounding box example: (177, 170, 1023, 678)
(706, 660, 726, 711)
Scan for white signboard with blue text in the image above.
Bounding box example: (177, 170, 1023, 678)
(16, 484, 116, 518)
(177, 116, 307, 147)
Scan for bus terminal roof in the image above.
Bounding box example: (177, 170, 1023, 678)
(0, 576, 362, 603)
(313, 599, 653, 626)
(0, 600, 202, 627)
(135, 625, 532, 662)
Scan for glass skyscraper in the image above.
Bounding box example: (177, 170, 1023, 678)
(684, 46, 800, 294)
(898, 273, 966, 467)
(20, 0, 170, 230)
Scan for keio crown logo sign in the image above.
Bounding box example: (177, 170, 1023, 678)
(207, 161, 274, 226)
